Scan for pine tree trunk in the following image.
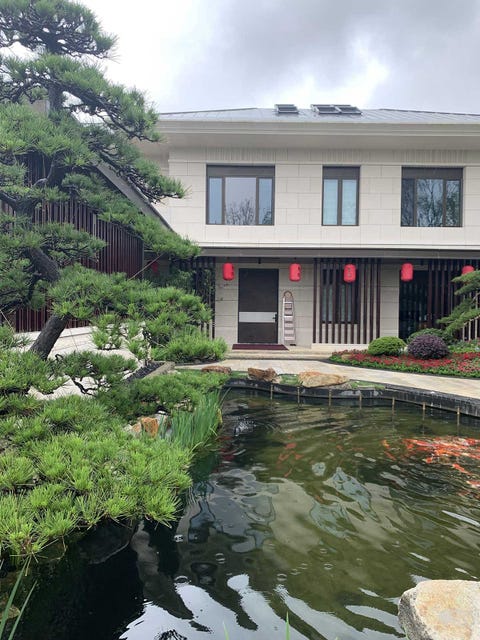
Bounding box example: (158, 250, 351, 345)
(30, 313, 70, 360)
(24, 247, 66, 359)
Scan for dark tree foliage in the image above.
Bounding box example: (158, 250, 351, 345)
(439, 270, 480, 338)
(0, 0, 198, 357)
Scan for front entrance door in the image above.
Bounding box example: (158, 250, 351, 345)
(238, 269, 278, 343)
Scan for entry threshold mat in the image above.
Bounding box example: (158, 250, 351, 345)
(232, 343, 288, 350)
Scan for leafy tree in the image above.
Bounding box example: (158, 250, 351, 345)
(439, 270, 480, 338)
(0, 0, 198, 358)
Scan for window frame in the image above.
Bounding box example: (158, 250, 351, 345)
(401, 167, 463, 227)
(206, 165, 275, 226)
(322, 166, 360, 226)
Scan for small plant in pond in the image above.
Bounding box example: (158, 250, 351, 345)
(367, 336, 406, 356)
(0, 561, 35, 640)
(170, 392, 223, 449)
(407, 334, 449, 360)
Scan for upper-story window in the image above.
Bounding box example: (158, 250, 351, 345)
(401, 168, 462, 227)
(322, 167, 359, 226)
(207, 165, 274, 225)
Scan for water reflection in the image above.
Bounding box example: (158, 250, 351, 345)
(16, 393, 480, 639)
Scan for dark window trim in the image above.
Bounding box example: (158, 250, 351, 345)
(401, 167, 463, 227)
(206, 165, 275, 225)
(322, 166, 360, 226)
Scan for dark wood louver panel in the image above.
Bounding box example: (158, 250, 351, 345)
(399, 259, 480, 340)
(8, 199, 143, 332)
(313, 258, 381, 344)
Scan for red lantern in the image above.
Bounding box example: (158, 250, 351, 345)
(222, 262, 234, 281)
(462, 265, 475, 275)
(343, 264, 356, 283)
(400, 262, 414, 282)
(289, 263, 301, 282)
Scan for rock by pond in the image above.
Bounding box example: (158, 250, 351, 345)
(398, 580, 480, 640)
(298, 370, 349, 387)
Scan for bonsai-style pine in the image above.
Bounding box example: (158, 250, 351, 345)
(0, 0, 198, 358)
(439, 269, 480, 338)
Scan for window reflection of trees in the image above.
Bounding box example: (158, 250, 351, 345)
(401, 170, 461, 227)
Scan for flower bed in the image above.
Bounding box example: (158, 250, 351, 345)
(330, 350, 480, 377)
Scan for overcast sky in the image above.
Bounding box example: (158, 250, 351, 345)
(82, 0, 480, 114)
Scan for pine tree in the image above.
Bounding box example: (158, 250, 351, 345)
(439, 270, 480, 338)
(0, 0, 197, 358)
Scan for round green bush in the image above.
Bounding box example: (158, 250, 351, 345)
(367, 336, 406, 356)
(407, 334, 449, 360)
(406, 328, 451, 344)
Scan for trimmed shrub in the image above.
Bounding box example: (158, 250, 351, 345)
(97, 370, 227, 422)
(153, 331, 227, 363)
(367, 336, 406, 356)
(407, 334, 449, 360)
(406, 328, 452, 344)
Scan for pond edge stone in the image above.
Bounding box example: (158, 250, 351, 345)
(398, 579, 480, 640)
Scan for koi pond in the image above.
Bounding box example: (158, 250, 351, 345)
(14, 392, 480, 639)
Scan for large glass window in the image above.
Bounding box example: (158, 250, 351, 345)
(322, 167, 359, 226)
(401, 168, 462, 227)
(207, 166, 274, 225)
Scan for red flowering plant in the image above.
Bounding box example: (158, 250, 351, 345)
(330, 347, 480, 378)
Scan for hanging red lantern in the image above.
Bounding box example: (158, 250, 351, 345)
(289, 263, 301, 282)
(222, 262, 235, 281)
(400, 262, 414, 282)
(343, 264, 356, 283)
(462, 265, 475, 275)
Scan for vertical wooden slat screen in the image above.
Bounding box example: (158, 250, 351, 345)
(398, 259, 480, 340)
(4, 188, 144, 332)
(313, 258, 381, 344)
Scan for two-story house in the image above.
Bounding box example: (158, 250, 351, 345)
(146, 104, 480, 348)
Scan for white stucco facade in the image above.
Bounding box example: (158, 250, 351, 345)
(144, 107, 480, 347)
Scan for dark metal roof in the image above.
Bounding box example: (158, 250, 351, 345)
(159, 107, 480, 125)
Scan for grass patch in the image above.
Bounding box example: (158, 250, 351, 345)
(349, 380, 385, 390)
(277, 374, 300, 386)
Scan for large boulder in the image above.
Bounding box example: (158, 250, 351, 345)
(247, 367, 278, 382)
(298, 370, 349, 387)
(127, 416, 160, 438)
(398, 580, 480, 640)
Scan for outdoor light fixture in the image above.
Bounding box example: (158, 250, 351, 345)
(343, 264, 356, 283)
(289, 263, 301, 281)
(462, 265, 475, 275)
(222, 262, 235, 281)
(400, 263, 414, 282)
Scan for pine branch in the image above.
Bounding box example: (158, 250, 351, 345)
(0, 0, 115, 57)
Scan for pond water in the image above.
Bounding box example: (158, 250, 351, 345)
(15, 392, 480, 640)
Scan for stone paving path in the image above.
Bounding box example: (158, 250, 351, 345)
(29, 329, 480, 402)
(220, 348, 480, 401)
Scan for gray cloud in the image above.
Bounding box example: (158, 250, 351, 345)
(162, 0, 480, 111)
(84, 0, 480, 113)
